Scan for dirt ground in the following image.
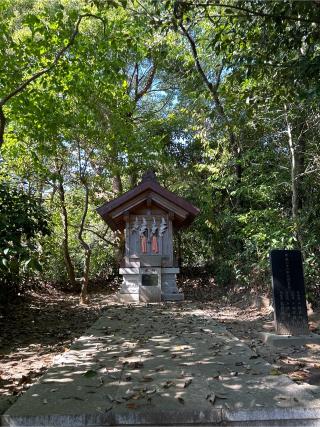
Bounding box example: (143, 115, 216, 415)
(1, 281, 320, 414)
(0, 285, 109, 412)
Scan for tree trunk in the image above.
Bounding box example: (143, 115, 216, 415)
(285, 108, 298, 221)
(112, 171, 124, 269)
(295, 124, 306, 211)
(112, 173, 123, 195)
(129, 170, 138, 188)
(114, 230, 125, 266)
(285, 106, 300, 245)
(80, 248, 91, 304)
(78, 178, 91, 304)
(0, 106, 5, 149)
(57, 181, 76, 286)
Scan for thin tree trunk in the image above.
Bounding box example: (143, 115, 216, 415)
(296, 124, 306, 211)
(114, 230, 125, 266)
(80, 248, 91, 304)
(57, 181, 76, 286)
(112, 171, 124, 267)
(285, 106, 300, 245)
(78, 178, 91, 304)
(0, 106, 5, 148)
(112, 173, 123, 195)
(129, 170, 138, 188)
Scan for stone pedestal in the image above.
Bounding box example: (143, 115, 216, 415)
(118, 266, 183, 303)
(161, 268, 183, 301)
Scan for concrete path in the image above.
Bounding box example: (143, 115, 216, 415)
(2, 303, 320, 426)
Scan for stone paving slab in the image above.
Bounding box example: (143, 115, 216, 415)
(2, 303, 320, 426)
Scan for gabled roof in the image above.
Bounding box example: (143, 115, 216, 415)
(97, 171, 200, 231)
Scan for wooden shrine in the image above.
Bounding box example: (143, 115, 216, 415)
(97, 171, 199, 303)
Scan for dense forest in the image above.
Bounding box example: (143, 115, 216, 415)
(1, 0, 320, 304)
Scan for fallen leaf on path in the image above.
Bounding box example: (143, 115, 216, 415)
(288, 370, 309, 381)
(184, 379, 192, 388)
(140, 376, 153, 383)
(206, 393, 216, 405)
(127, 402, 139, 409)
(82, 369, 97, 378)
(270, 368, 281, 376)
(216, 393, 227, 399)
(163, 381, 175, 389)
(128, 361, 144, 369)
(62, 396, 84, 401)
(249, 354, 259, 359)
(132, 393, 142, 400)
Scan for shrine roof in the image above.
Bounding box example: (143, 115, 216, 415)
(97, 171, 200, 231)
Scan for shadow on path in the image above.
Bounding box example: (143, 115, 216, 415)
(3, 302, 320, 426)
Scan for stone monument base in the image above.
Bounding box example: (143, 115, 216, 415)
(259, 331, 320, 347)
(118, 267, 183, 303)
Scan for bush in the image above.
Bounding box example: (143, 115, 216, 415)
(0, 181, 50, 301)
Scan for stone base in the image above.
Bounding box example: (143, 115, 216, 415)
(116, 293, 140, 303)
(259, 332, 320, 347)
(162, 292, 184, 302)
(118, 267, 183, 303)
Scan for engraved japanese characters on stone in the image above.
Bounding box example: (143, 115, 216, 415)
(270, 249, 309, 335)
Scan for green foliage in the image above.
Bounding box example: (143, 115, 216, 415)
(0, 180, 50, 299)
(1, 0, 320, 301)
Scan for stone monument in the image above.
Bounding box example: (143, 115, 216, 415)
(270, 249, 309, 335)
(97, 171, 199, 303)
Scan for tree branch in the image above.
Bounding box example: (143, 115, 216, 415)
(179, 22, 227, 122)
(83, 227, 117, 247)
(0, 107, 5, 147)
(179, 22, 214, 94)
(134, 63, 157, 102)
(128, 63, 138, 94)
(134, 63, 139, 100)
(215, 63, 224, 91)
(185, 2, 320, 24)
(179, 20, 240, 182)
(0, 13, 105, 148)
(78, 179, 90, 252)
